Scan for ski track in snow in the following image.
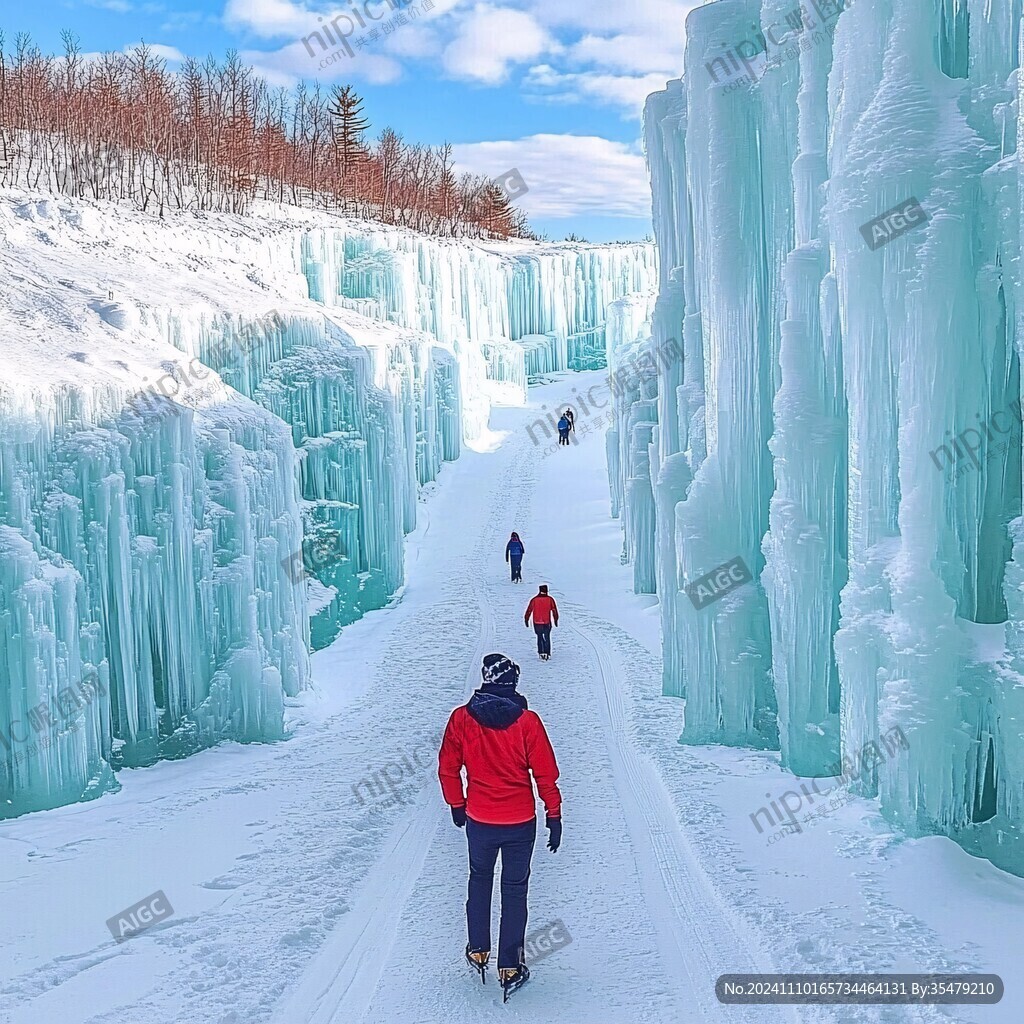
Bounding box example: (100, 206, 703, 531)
(1, 378, 1014, 1024)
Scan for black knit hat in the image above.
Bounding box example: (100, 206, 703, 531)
(481, 653, 520, 688)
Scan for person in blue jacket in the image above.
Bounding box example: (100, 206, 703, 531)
(505, 532, 525, 582)
(557, 414, 571, 445)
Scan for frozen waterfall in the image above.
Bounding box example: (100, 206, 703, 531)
(0, 195, 654, 817)
(606, 0, 1024, 874)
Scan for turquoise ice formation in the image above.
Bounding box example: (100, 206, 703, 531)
(605, 0, 1024, 874)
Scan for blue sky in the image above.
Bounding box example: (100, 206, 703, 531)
(6, 1, 699, 240)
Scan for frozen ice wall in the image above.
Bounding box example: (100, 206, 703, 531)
(299, 226, 657, 417)
(0, 195, 655, 817)
(174, 308, 462, 651)
(273, 223, 656, 641)
(603, 294, 659, 595)
(0, 279, 456, 817)
(626, 0, 1024, 872)
(0, 354, 308, 817)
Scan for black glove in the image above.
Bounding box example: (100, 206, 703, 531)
(546, 815, 562, 852)
(451, 806, 467, 828)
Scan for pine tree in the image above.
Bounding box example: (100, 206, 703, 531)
(376, 127, 404, 223)
(328, 84, 369, 209)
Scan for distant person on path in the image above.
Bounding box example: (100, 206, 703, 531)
(505, 532, 525, 582)
(564, 408, 575, 435)
(557, 414, 571, 446)
(438, 654, 563, 1002)
(524, 585, 559, 660)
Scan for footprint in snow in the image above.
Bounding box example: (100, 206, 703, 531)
(200, 875, 246, 890)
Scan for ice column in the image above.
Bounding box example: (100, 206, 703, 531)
(633, 0, 1024, 874)
(0, 373, 308, 817)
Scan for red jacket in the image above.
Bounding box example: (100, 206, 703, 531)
(438, 691, 561, 824)
(525, 594, 559, 626)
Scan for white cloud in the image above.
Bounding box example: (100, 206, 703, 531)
(145, 44, 187, 63)
(79, 42, 186, 65)
(224, 0, 313, 38)
(527, 0, 694, 39)
(225, 0, 459, 84)
(242, 40, 403, 87)
(450, 133, 650, 219)
(516, 0, 693, 113)
(420, 0, 469, 15)
(382, 23, 443, 60)
(219, 0, 694, 115)
(523, 65, 669, 118)
(160, 10, 213, 33)
(84, 0, 134, 11)
(441, 4, 553, 84)
(225, 0, 465, 43)
(435, 0, 691, 111)
(566, 32, 683, 76)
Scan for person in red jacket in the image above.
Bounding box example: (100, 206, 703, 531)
(438, 653, 562, 1001)
(524, 584, 559, 660)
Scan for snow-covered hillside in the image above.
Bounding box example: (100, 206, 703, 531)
(0, 193, 655, 817)
(603, 0, 1024, 875)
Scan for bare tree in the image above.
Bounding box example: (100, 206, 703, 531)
(0, 35, 533, 237)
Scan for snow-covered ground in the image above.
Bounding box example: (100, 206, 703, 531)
(1, 373, 1019, 1024)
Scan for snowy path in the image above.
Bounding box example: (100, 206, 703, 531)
(271, 384, 784, 1024)
(2, 374, 1020, 1024)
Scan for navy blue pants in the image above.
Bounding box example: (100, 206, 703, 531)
(466, 817, 537, 968)
(534, 623, 552, 656)
(510, 556, 522, 581)
(558, 429, 570, 445)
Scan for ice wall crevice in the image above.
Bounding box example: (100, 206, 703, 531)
(619, 0, 1024, 872)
